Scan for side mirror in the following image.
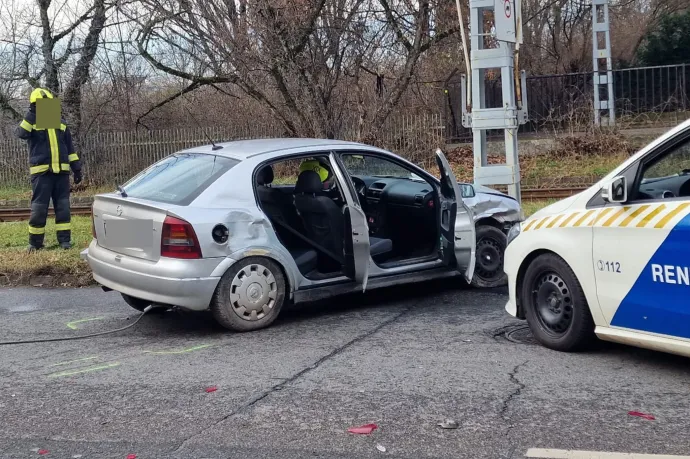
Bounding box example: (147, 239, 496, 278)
(460, 184, 476, 198)
(602, 176, 627, 203)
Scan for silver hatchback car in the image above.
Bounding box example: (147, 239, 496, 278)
(82, 139, 521, 331)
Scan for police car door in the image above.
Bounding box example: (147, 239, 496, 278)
(592, 134, 690, 340)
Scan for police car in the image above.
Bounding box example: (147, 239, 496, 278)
(505, 120, 690, 357)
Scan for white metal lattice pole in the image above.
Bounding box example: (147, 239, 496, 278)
(592, 0, 615, 126)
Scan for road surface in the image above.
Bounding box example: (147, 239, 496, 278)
(1, 282, 689, 458)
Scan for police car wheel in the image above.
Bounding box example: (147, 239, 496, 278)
(471, 225, 508, 288)
(521, 253, 595, 352)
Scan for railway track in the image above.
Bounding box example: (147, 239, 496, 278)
(0, 206, 92, 222)
(0, 187, 588, 222)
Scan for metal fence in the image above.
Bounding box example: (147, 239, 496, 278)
(445, 63, 690, 142)
(0, 114, 446, 188)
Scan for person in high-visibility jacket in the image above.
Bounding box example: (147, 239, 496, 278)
(15, 87, 83, 251)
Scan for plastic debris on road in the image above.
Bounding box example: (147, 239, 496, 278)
(38, 450, 49, 455)
(347, 423, 378, 434)
(437, 419, 459, 429)
(205, 386, 217, 393)
(628, 411, 655, 420)
(376, 444, 387, 452)
(127, 455, 137, 459)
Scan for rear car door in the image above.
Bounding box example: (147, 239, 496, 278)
(436, 149, 476, 282)
(329, 152, 371, 291)
(592, 133, 690, 341)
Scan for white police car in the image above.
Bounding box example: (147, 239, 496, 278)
(505, 120, 690, 357)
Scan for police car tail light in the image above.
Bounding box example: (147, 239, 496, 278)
(91, 209, 96, 239)
(161, 216, 202, 259)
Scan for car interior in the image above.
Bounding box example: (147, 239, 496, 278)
(632, 139, 690, 200)
(254, 154, 441, 280)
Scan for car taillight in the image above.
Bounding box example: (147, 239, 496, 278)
(161, 216, 202, 259)
(91, 210, 96, 239)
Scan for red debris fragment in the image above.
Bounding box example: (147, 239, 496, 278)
(126, 455, 137, 459)
(205, 386, 217, 393)
(347, 423, 378, 434)
(38, 450, 49, 456)
(628, 411, 655, 420)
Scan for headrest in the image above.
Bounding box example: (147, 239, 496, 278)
(257, 165, 274, 186)
(295, 170, 323, 194)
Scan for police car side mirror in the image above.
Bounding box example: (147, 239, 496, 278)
(602, 176, 627, 203)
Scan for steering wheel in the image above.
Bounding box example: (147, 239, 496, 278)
(351, 176, 367, 201)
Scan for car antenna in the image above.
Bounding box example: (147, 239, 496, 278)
(182, 104, 222, 151)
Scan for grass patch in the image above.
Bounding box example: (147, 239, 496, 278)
(0, 216, 93, 287)
(522, 199, 559, 217)
(0, 184, 114, 201)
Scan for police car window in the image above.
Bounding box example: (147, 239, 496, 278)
(122, 153, 238, 205)
(341, 154, 424, 182)
(637, 140, 690, 200)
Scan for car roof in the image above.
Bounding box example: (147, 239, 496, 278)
(177, 138, 366, 160)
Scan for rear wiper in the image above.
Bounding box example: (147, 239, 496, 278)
(117, 185, 128, 198)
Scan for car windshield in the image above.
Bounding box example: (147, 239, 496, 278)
(122, 153, 238, 205)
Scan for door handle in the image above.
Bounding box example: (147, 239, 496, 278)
(353, 231, 360, 235)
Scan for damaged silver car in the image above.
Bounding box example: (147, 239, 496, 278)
(81, 139, 521, 332)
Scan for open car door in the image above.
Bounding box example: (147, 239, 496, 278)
(435, 149, 476, 283)
(329, 153, 371, 291)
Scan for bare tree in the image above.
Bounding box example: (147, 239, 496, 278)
(126, 0, 457, 140)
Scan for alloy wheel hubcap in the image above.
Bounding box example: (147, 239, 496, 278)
(230, 264, 277, 321)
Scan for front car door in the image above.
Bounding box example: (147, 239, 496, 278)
(436, 149, 476, 283)
(329, 152, 371, 291)
(592, 130, 690, 341)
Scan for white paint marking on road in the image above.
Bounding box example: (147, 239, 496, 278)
(526, 449, 690, 459)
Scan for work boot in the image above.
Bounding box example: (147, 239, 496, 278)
(60, 241, 73, 250)
(27, 245, 43, 253)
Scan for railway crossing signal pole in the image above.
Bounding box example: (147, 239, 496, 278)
(459, 0, 528, 203)
(592, 0, 615, 126)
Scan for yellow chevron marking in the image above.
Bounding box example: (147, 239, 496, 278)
(620, 205, 650, 227)
(591, 208, 613, 226)
(602, 206, 631, 227)
(655, 202, 690, 229)
(637, 204, 666, 228)
(523, 219, 538, 231)
(573, 210, 595, 227)
(547, 214, 564, 228)
(534, 216, 550, 230)
(559, 212, 580, 228)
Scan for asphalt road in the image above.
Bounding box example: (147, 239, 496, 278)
(1, 282, 689, 459)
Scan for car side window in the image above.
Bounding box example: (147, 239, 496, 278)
(636, 139, 690, 201)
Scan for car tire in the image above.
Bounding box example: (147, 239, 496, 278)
(211, 256, 286, 332)
(521, 253, 595, 352)
(471, 225, 508, 288)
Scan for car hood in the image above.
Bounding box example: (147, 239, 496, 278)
(466, 184, 521, 224)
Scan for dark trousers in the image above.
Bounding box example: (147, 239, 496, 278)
(29, 173, 71, 247)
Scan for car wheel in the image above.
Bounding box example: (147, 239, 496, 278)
(521, 253, 595, 352)
(211, 256, 286, 332)
(471, 225, 507, 288)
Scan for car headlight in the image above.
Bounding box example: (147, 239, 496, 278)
(506, 223, 521, 246)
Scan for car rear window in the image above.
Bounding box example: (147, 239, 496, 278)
(122, 153, 239, 205)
